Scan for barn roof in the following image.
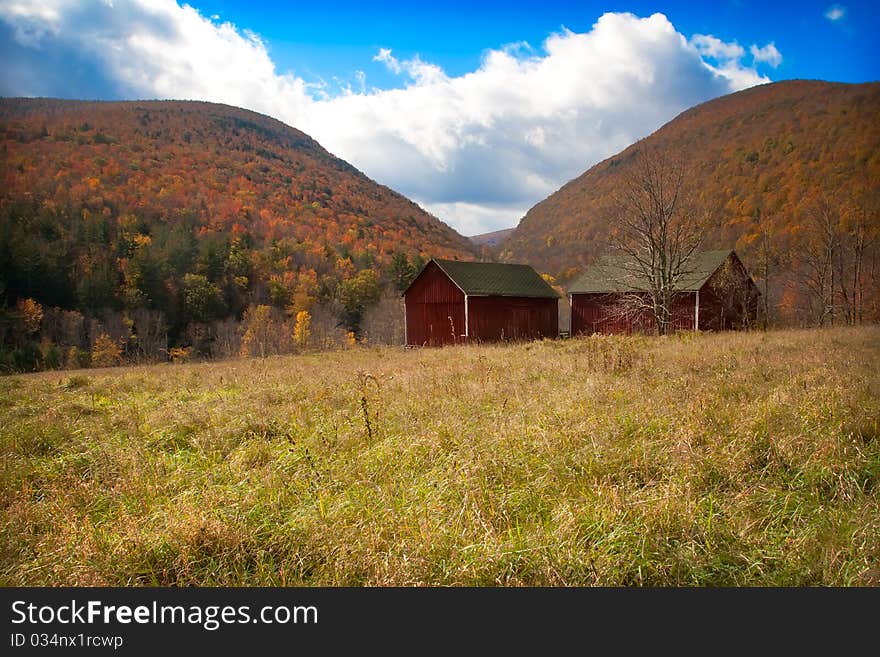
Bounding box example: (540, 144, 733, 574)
(429, 259, 559, 298)
(568, 250, 736, 294)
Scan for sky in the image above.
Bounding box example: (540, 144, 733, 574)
(1, 1, 878, 236)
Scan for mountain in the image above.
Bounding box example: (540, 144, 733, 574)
(0, 98, 476, 262)
(0, 98, 481, 352)
(469, 228, 514, 248)
(500, 80, 880, 285)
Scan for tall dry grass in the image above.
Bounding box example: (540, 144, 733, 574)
(1, 326, 878, 585)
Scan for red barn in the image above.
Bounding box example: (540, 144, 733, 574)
(404, 259, 559, 346)
(569, 250, 759, 335)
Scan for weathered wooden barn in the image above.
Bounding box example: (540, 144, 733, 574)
(569, 250, 759, 335)
(404, 259, 559, 346)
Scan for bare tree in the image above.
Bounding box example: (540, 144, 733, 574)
(59, 309, 87, 349)
(610, 145, 707, 334)
(212, 317, 241, 359)
(604, 294, 652, 334)
(756, 224, 776, 328)
(360, 291, 405, 345)
(800, 195, 841, 326)
(238, 305, 292, 358)
(87, 311, 132, 354)
(131, 308, 167, 361)
(27, 307, 87, 350)
(839, 178, 879, 324)
(750, 208, 788, 329)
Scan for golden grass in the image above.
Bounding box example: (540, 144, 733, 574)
(1, 326, 878, 585)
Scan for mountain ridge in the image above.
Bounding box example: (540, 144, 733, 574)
(468, 227, 514, 249)
(0, 97, 478, 262)
(499, 79, 880, 287)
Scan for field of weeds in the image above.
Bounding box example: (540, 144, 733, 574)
(1, 326, 878, 585)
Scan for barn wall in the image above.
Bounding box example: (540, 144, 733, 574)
(571, 294, 634, 335)
(696, 289, 725, 331)
(467, 296, 558, 342)
(571, 292, 696, 335)
(570, 254, 760, 335)
(672, 294, 698, 331)
(404, 262, 465, 346)
(698, 256, 760, 330)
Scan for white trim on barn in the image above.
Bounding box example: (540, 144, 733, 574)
(695, 289, 700, 330)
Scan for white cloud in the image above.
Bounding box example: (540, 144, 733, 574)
(373, 48, 401, 74)
(1, 0, 65, 46)
(750, 42, 782, 68)
(824, 4, 847, 21)
(691, 34, 746, 61)
(374, 47, 446, 85)
(0, 0, 316, 124)
(0, 2, 777, 235)
(690, 33, 781, 88)
(418, 201, 527, 239)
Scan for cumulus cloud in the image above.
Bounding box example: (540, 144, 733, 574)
(0, 1, 779, 234)
(420, 202, 527, 239)
(690, 33, 779, 88)
(691, 34, 746, 61)
(373, 48, 402, 74)
(750, 42, 782, 67)
(373, 47, 446, 85)
(824, 4, 847, 21)
(0, 0, 316, 122)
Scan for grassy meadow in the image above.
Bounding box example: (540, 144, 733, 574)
(1, 326, 878, 586)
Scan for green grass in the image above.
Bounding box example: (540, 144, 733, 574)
(1, 327, 878, 586)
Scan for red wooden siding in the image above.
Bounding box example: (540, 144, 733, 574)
(571, 292, 696, 335)
(467, 296, 558, 341)
(404, 261, 559, 346)
(405, 261, 466, 346)
(570, 252, 760, 335)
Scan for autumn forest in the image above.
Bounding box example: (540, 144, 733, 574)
(503, 81, 880, 327)
(1, 81, 879, 373)
(0, 99, 478, 371)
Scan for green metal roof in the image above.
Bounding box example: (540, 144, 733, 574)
(568, 250, 735, 294)
(432, 259, 559, 298)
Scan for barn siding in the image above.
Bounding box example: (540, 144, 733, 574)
(404, 260, 559, 346)
(698, 256, 760, 330)
(672, 294, 698, 331)
(467, 296, 558, 341)
(571, 292, 696, 335)
(404, 261, 465, 346)
(568, 252, 760, 335)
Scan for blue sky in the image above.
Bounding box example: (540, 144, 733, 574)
(1, 1, 877, 234)
(198, 1, 879, 88)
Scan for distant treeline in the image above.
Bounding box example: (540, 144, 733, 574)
(0, 199, 421, 373)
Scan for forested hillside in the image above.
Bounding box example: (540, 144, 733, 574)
(0, 99, 477, 371)
(501, 81, 880, 326)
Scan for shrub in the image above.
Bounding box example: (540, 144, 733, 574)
(293, 310, 311, 348)
(91, 333, 123, 367)
(169, 346, 193, 363)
